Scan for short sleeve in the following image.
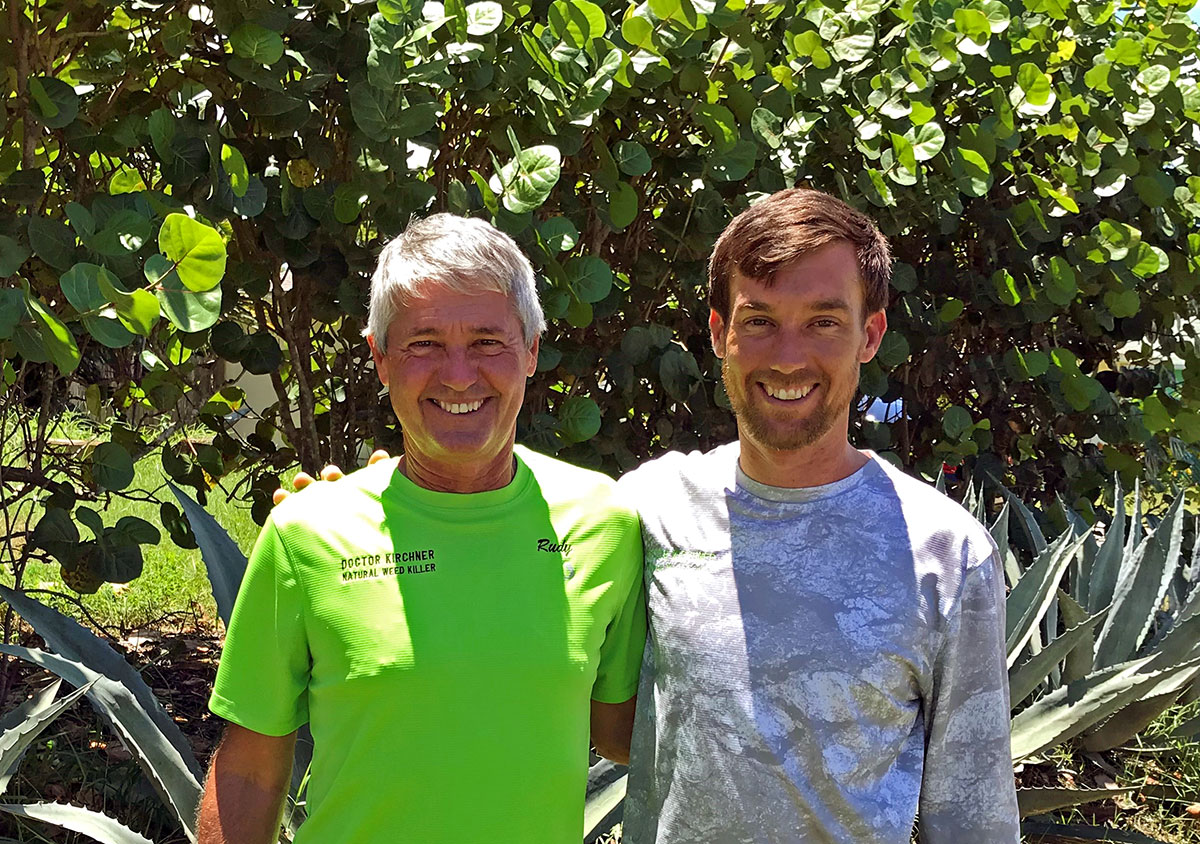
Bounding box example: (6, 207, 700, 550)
(209, 515, 311, 735)
(590, 510, 646, 704)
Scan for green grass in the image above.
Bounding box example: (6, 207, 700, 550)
(2, 410, 292, 632)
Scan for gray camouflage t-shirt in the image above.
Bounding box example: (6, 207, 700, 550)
(618, 444, 1019, 844)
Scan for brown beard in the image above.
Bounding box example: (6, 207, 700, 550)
(722, 357, 860, 451)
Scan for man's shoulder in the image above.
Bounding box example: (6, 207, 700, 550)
(618, 441, 739, 494)
(516, 445, 636, 519)
(868, 456, 997, 570)
(270, 458, 397, 530)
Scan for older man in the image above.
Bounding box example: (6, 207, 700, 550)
(197, 214, 644, 844)
(618, 188, 1020, 842)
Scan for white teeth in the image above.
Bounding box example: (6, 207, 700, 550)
(765, 385, 814, 401)
(434, 399, 484, 414)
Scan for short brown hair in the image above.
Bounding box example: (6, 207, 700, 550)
(708, 188, 892, 320)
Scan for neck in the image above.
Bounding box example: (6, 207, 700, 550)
(399, 446, 517, 493)
(737, 428, 869, 489)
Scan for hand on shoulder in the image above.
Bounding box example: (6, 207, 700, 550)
(271, 450, 393, 506)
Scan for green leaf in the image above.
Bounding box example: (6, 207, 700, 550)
(1126, 242, 1168, 278)
(694, 103, 738, 152)
(1061, 373, 1101, 411)
(466, 1, 503, 35)
(27, 295, 80, 376)
(158, 213, 227, 292)
(0, 236, 29, 277)
(1135, 64, 1170, 96)
(994, 269, 1021, 305)
(230, 23, 285, 64)
(954, 147, 992, 197)
(911, 121, 945, 161)
(621, 13, 654, 51)
(548, 0, 607, 47)
(1104, 288, 1140, 319)
(613, 140, 652, 176)
(1011, 63, 1055, 116)
(350, 81, 397, 141)
(499, 145, 562, 214)
(942, 406, 973, 439)
(1141, 395, 1171, 434)
(31, 508, 81, 564)
(751, 108, 783, 149)
(92, 442, 135, 491)
(607, 182, 638, 229)
(1133, 172, 1173, 207)
(1094, 169, 1127, 198)
(221, 145, 249, 198)
(539, 217, 579, 252)
(334, 184, 370, 224)
(1095, 220, 1139, 260)
(27, 217, 75, 270)
(953, 8, 991, 42)
(1043, 256, 1077, 306)
(60, 262, 107, 313)
(557, 396, 602, 442)
(91, 210, 151, 257)
(566, 256, 613, 303)
(830, 30, 875, 63)
(97, 267, 159, 336)
(875, 331, 910, 368)
(0, 289, 25, 339)
(658, 345, 701, 400)
(28, 77, 79, 129)
(152, 255, 222, 332)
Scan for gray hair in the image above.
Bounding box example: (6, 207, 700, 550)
(365, 213, 546, 353)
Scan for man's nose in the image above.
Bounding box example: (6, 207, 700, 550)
(769, 330, 810, 373)
(439, 347, 477, 391)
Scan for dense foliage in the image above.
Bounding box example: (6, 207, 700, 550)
(2, 0, 1200, 591)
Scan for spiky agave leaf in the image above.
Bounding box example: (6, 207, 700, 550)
(0, 646, 201, 841)
(1006, 530, 1089, 668)
(1087, 476, 1126, 614)
(166, 481, 247, 628)
(1009, 654, 1200, 761)
(0, 802, 154, 844)
(0, 680, 93, 794)
(1020, 818, 1171, 843)
(1009, 607, 1106, 704)
(1094, 493, 1186, 670)
(1016, 785, 1138, 818)
(584, 760, 627, 841)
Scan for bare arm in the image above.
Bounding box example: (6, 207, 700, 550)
(590, 697, 636, 765)
(197, 723, 297, 844)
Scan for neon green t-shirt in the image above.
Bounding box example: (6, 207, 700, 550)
(209, 446, 645, 843)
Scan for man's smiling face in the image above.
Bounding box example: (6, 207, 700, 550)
(710, 240, 886, 456)
(369, 285, 537, 482)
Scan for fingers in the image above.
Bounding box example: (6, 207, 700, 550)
(272, 488, 291, 506)
(320, 465, 344, 482)
(292, 471, 316, 492)
(367, 450, 392, 466)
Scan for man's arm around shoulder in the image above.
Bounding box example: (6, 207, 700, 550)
(197, 723, 297, 844)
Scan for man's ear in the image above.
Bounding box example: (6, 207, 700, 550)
(525, 336, 540, 378)
(709, 309, 728, 358)
(859, 309, 888, 364)
(367, 334, 388, 388)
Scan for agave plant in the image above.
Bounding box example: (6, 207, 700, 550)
(960, 474, 1200, 832)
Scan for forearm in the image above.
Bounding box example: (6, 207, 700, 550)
(197, 725, 296, 844)
(591, 697, 636, 765)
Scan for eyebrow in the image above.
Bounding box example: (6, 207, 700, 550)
(406, 325, 509, 338)
(736, 298, 854, 314)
